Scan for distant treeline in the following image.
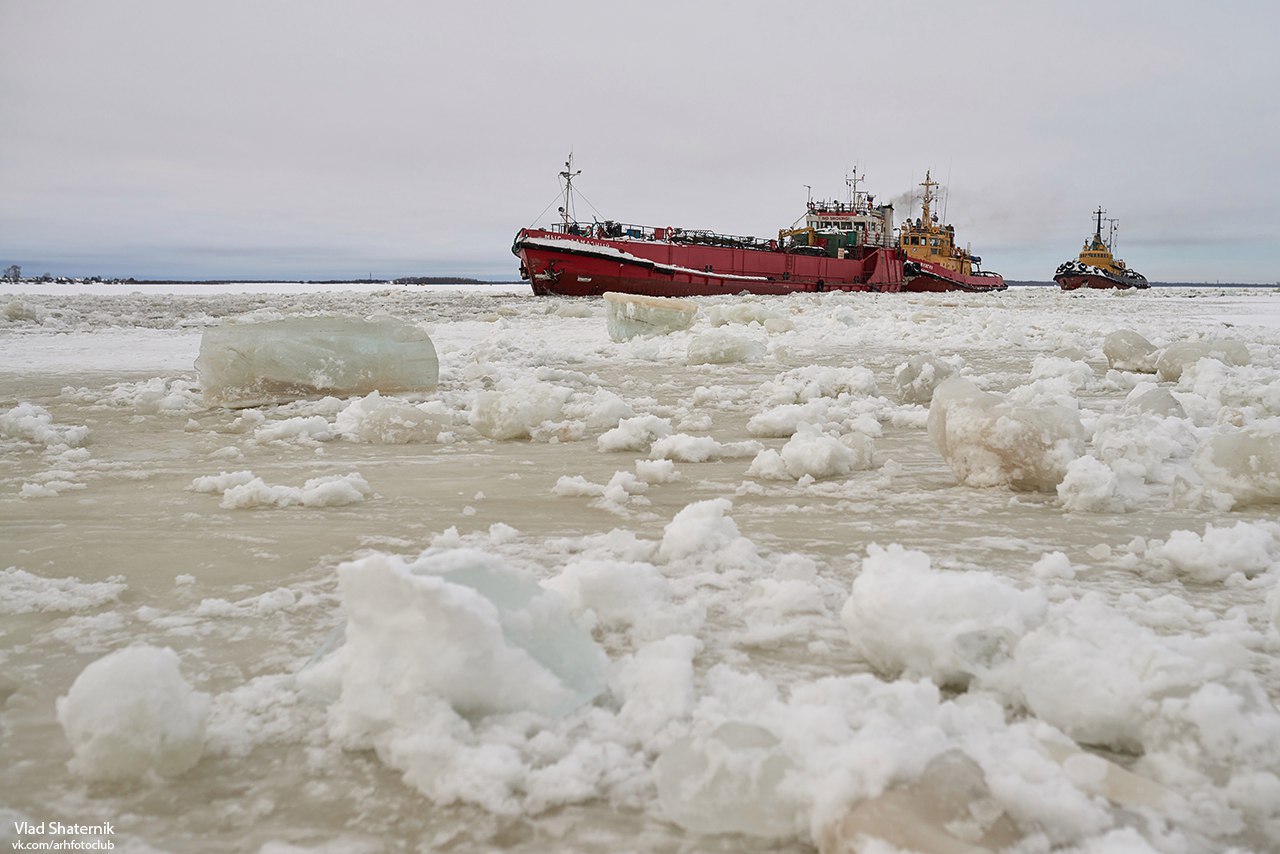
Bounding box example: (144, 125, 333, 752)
(392, 276, 490, 285)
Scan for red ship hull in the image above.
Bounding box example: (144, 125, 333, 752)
(514, 229, 904, 297)
(902, 259, 1006, 293)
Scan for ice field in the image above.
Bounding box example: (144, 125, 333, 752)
(2, 283, 1279, 853)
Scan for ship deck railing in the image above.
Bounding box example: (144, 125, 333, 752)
(548, 221, 779, 252)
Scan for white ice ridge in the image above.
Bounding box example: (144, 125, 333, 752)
(603, 291, 697, 342)
(0, 402, 90, 449)
(196, 315, 439, 408)
(0, 567, 127, 615)
(190, 470, 371, 509)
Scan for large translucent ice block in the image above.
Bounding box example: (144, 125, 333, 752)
(196, 316, 439, 408)
(604, 291, 697, 342)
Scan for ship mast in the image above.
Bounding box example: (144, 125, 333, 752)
(558, 153, 582, 229)
(1093, 206, 1105, 240)
(920, 170, 938, 224)
(1104, 216, 1119, 251)
(846, 165, 862, 210)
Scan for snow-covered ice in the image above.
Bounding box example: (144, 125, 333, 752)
(2, 282, 1279, 852)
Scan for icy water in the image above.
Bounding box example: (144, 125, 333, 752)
(2, 284, 1279, 853)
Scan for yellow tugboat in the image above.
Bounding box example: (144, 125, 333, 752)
(1054, 207, 1148, 290)
(898, 170, 1005, 292)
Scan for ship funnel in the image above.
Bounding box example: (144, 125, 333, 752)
(878, 204, 894, 247)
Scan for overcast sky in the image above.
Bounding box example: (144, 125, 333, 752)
(3, 1, 1278, 282)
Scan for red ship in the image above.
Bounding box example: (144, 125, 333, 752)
(513, 157, 906, 297)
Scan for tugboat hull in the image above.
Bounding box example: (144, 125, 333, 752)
(1054, 270, 1149, 291)
(903, 259, 1007, 293)
(515, 229, 905, 297)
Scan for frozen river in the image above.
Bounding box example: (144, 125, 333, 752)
(1, 283, 1279, 853)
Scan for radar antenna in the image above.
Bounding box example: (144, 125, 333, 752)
(1104, 217, 1119, 252)
(846, 164, 863, 209)
(920, 170, 938, 225)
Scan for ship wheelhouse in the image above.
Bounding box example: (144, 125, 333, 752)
(1071, 208, 1128, 275)
(776, 169, 897, 260)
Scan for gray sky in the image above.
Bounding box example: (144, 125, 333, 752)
(3, 1, 1278, 282)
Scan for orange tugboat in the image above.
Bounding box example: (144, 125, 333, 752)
(898, 170, 1005, 293)
(1054, 208, 1148, 290)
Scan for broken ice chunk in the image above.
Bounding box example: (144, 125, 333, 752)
(747, 425, 874, 481)
(1155, 339, 1250, 382)
(1038, 737, 1177, 810)
(819, 751, 1020, 854)
(335, 391, 445, 443)
(894, 354, 957, 405)
(598, 414, 674, 452)
(196, 316, 439, 408)
(687, 329, 766, 365)
(1102, 330, 1159, 373)
(927, 377, 1085, 491)
(603, 291, 697, 341)
(840, 544, 1045, 689)
(1192, 428, 1280, 507)
(1057, 454, 1142, 513)
(705, 302, 791, 330)
(1124, 386, 1185, 418)
(470, 379, 573, 440)
(322, 549, 606, 724)
(56, 646, 210, 783)
(654, 722, 798, 838)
